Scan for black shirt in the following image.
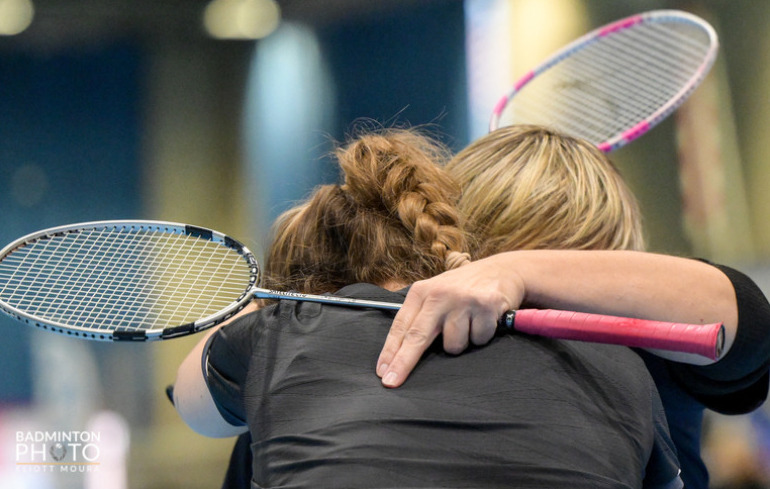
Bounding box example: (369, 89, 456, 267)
(206, 283, 681, 489)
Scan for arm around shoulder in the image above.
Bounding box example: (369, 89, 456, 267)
(377, 250, 748, 387)
(495, 250, 741, 364)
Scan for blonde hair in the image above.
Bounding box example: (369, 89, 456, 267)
(447, 125, 644, 258)
(264, 128, 471, 294)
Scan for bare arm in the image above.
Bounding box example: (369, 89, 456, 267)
(376, 250, 738, 388)
(174, 301, 260, 436)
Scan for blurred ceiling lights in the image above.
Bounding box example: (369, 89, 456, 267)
(0, 0, 281, 39)
(203, 0, 281, 40)
(0, 0, 34, 36)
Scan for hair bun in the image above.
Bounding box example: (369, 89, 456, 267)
(265, 127, 472, 294)
(337, 133, 399, 211)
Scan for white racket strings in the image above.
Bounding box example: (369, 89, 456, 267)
(497, 19, 715, 145)
(0, 227, 252, 332)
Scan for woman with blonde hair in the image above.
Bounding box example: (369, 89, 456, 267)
(377, 125, 770, 489)
(174, 127, 681, 488)
(448, 124, 643, 255)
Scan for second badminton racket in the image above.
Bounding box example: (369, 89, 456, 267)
(489, 9, 719, 152)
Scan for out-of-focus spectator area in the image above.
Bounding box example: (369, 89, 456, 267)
(1, 1, 769, 487)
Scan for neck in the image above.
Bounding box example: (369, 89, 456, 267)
(379, 279, 408, 291)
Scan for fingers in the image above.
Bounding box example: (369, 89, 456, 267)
(376, 274, 510, 388)
(375, 304, 420, 379)
(377, 282, 443, 388)
(469, 309, 499, 346)
(380, 314, 441, 388)
(376, 286, 418, 377)
(444, 308, 499, 354)
(442, 311, 471, 354)
(379, 310, 497, 387)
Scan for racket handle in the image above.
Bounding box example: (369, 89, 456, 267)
(497, 309, 724, 361)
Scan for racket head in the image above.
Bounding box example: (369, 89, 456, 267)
(0, 220, 259, 341)
(489, 9, 719, 152)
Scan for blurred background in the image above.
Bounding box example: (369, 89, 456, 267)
(0, 0, 769, 487)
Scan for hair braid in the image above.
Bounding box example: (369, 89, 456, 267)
(263, 128, 471, 294)
(339, 130, 471, 274)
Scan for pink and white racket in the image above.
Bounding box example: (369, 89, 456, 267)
(0, 220, 724, 359)
(490, 9, 719, 152)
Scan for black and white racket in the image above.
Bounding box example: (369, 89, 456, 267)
(490, 9, 719, 152)
(0, 220, 724, 359)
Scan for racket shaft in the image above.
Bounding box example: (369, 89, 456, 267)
(253, 288, 723, 360)
(252, 289, 402, 310)
(508, 309, 723, 360)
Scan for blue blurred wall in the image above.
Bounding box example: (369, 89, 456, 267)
(0, 41, 143, 403)
(245, 1, 468, 226)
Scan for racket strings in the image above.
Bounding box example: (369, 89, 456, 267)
(119, 230, 208, 328)
(0, 227, 253, 332)
(514, 35, 707, 136)
(509, 39, 704, 139)
(36, 229, 130, 327)
(590, 24, 708, 116)
(105, 230, 250, 329)
(543, 42, 681, 138)
(65, 230, 187, 329)
(524, 24, 710, 108)
(157, 231, 245, 325)
(4, 231, 150, 328)
(0, 233, 108, 318)
(2, 231, 149, 329)
(498, 19, 714, 145)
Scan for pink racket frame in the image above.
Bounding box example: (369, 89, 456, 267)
(489, 10, 719, 152)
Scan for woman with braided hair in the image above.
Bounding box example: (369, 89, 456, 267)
(259, 128, 471, 295)
(173, 128, 682, 489)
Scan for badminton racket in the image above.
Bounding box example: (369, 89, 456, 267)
(0, 220, 724, 359)
(489, 9, 719, 152)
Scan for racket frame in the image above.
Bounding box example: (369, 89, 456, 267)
(489, 9, 719, 152)
(0, 220, 259, 341)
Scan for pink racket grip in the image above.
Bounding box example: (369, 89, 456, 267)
(497, 309, 725, 361)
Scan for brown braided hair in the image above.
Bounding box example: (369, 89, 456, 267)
(263, 128, 472, 294)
